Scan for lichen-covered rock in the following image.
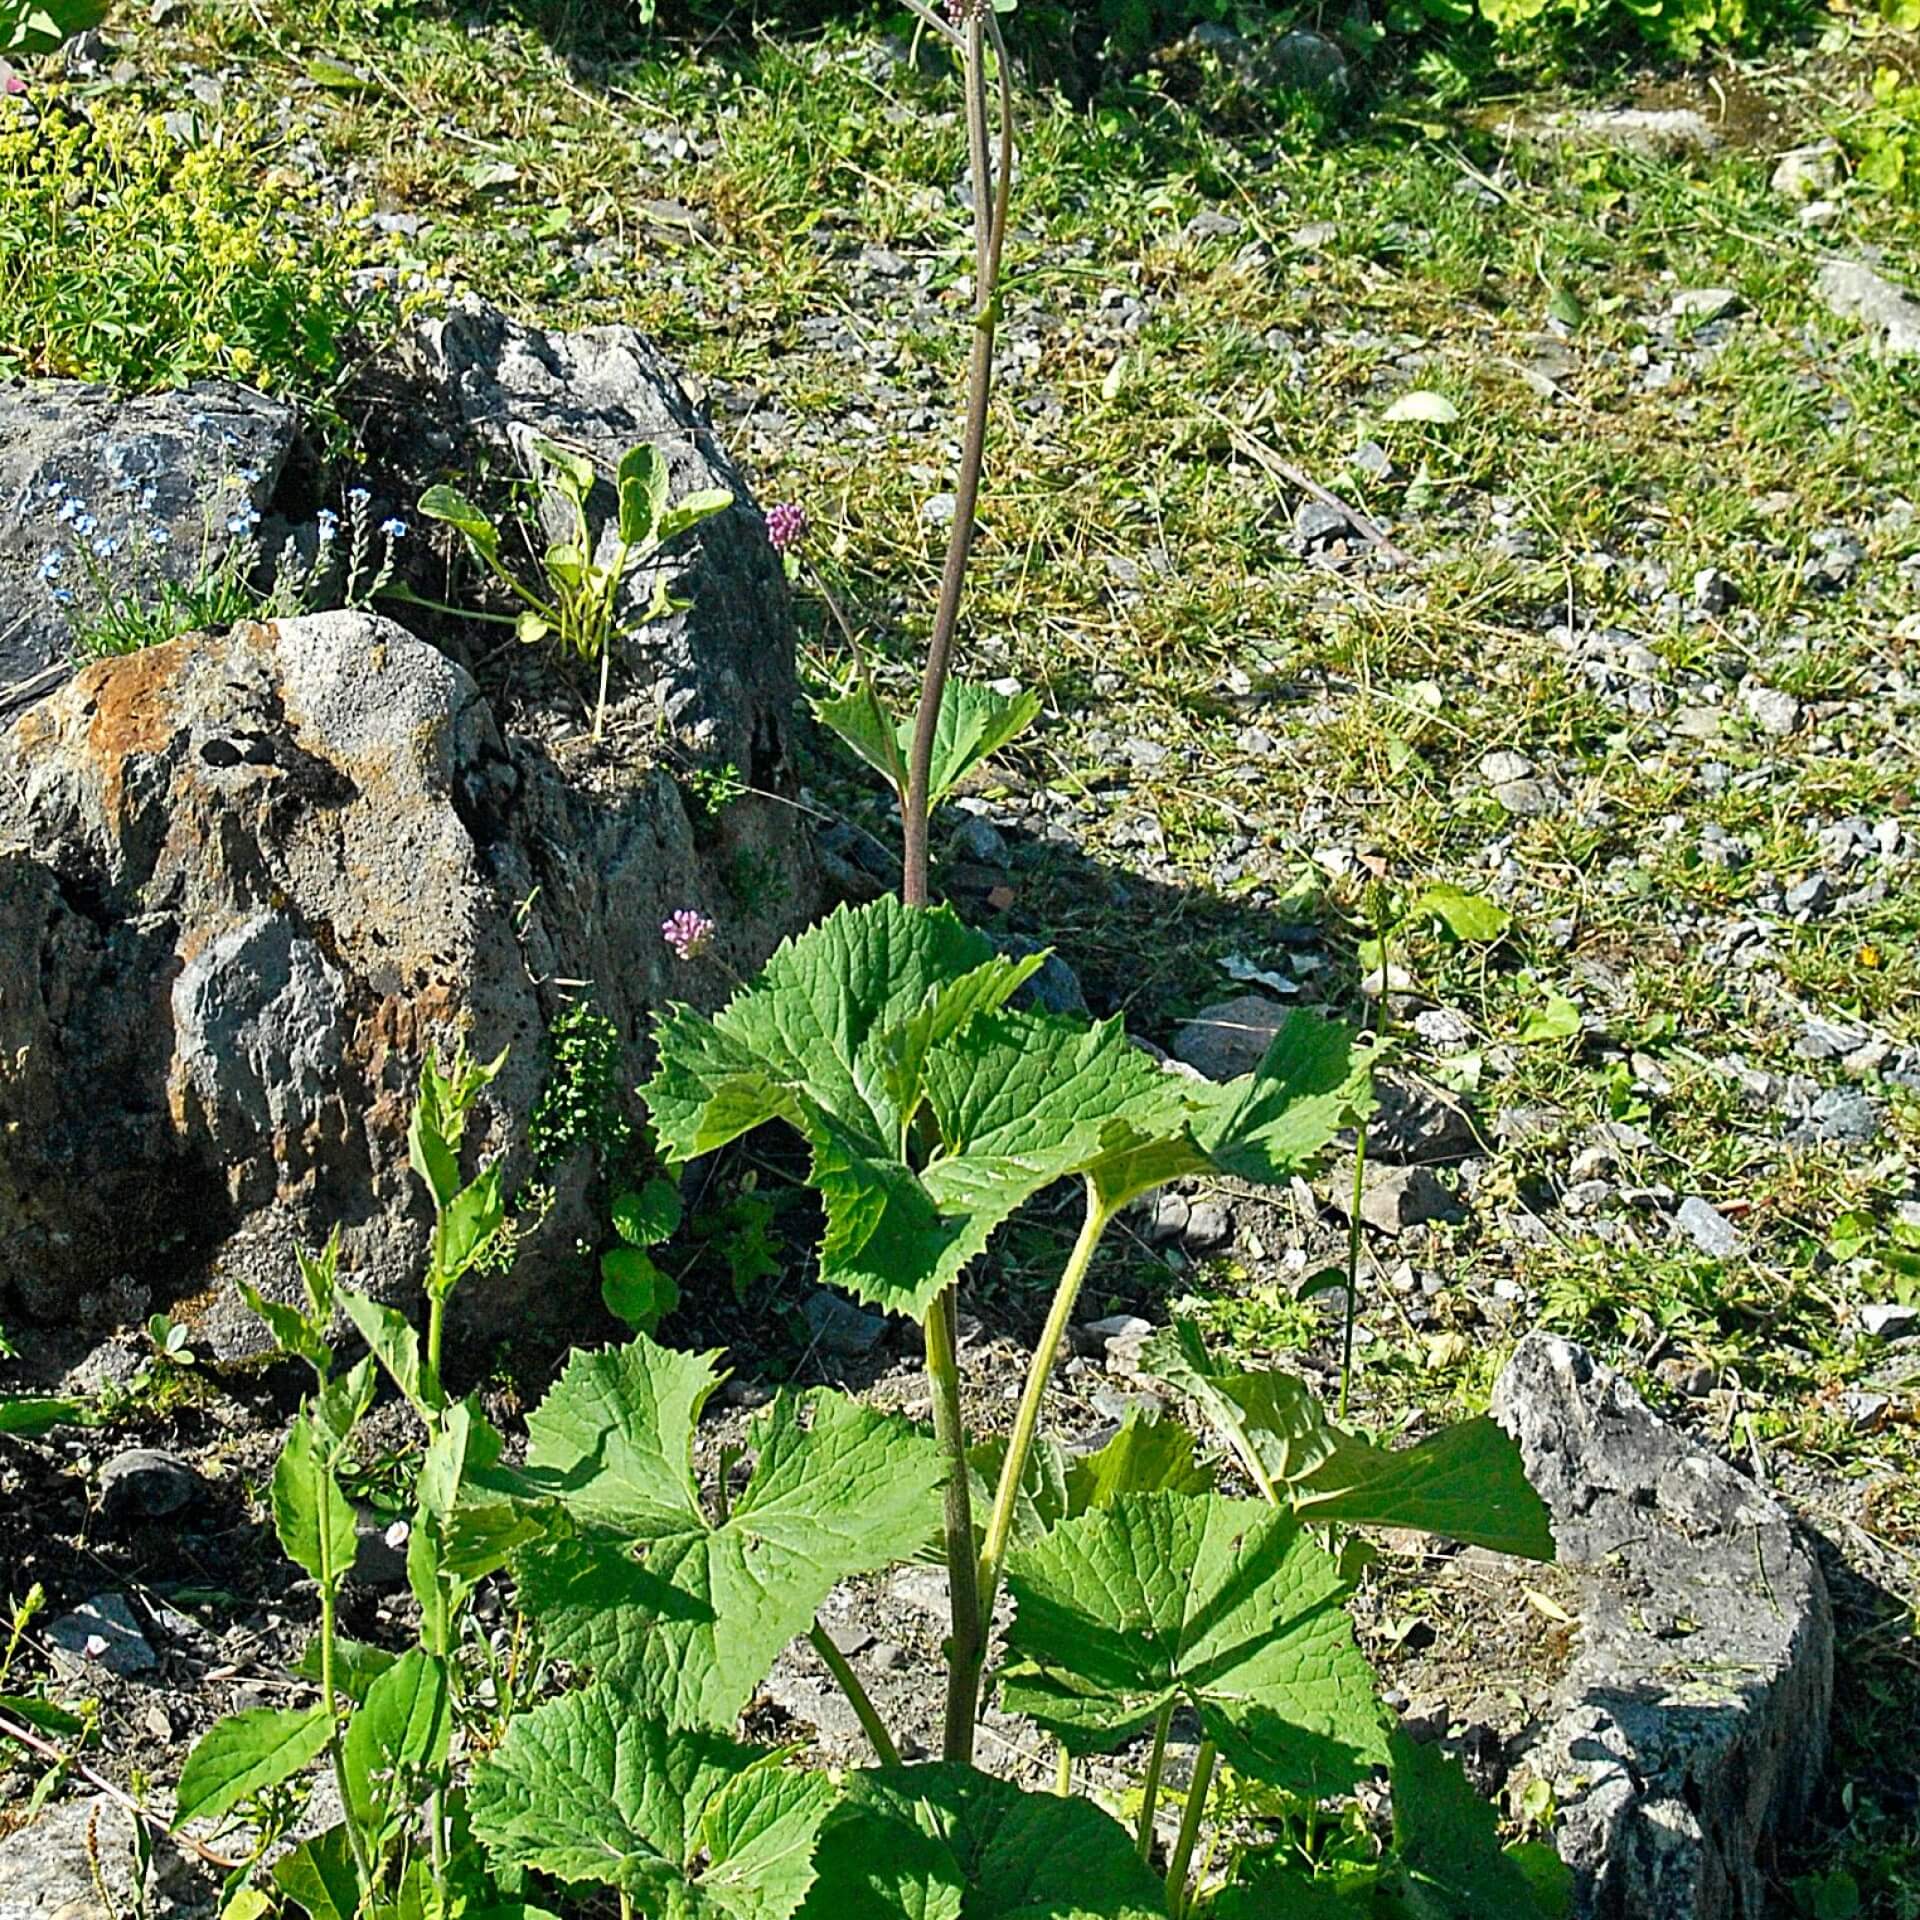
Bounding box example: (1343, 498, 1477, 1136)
(0, 381, 294, 717)
(1493, 1335, 1833, 1920)
(0, 611, 815, 1352)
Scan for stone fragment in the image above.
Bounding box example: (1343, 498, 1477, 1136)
(0, 381, 294, 717)
(801, 1289, 889, 1357)
(1328, 1162, 1465, 1234)
(1739, 682, 1800, 736)
(1492, 776, 1563, 818)
(1691, 566, 1737, 613)
(1675, 1196, 1741, 1258)
(1370, 1070, 1478, 1165)
(1860, 1304, 1919, 1342)
(98, 1447, 204, 1522)
(1771, 143, 1841, 202)
(1509, 107, 1718, 158)
(1169, 993, 1288, 1081)
(0, 1792, 193, 1919)
(1255, 27, 1349, 95)
(992, 933, 1088, 1017)
(1814, 257, 1920, 362)
(1670, 287, 1740, 322)
(1492, 1336, 1831, 1920)
(46, 1593, 156, 1678)
(1791, 1087, 1882, 1147)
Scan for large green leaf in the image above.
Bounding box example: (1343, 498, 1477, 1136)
(518, 1339, 942, 1728)
(797, 1765, 1166, 1920)
(273, 1827, 361, 1920)
(1382, 1730, 1567, 1919)
(1063, 1410, 1214, 1515)
(1213, 1854, 1380, 1920)
(1292, 1419, 1554, 1563)
(645, 901, 1366, 1319)
(0, 1395, 87, 1436)
(1001, 1493, 1388, 1797)
(172, 1704, 332, 1828)
(469, 1688, 834, 1916)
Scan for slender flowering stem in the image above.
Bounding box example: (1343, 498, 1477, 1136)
(900, 15, 1014, 909)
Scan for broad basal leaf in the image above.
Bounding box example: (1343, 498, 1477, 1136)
(0, 1395, 87, 1437)
(1382, 1729, 1566, 1919)
(520, 1344, 942, 1729)
(1001, 1492, 1387, 1798)
(173, 1704, 332, 1828)
(645, 901, 1367, 1319)
(1063, 1410, 1214, 1515)
(1292, 1419, 1554, 1562)
(797, 1765, 1166, 1920)
(1213, 1853, 1380, 1920)
(468, 1687, 834, 1917)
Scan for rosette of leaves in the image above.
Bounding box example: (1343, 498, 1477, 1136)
(643, 896, 1374, 1321)
(418, 436, 731, 740)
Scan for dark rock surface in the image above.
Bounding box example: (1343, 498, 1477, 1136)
(1493, 1335, 1833, 1920)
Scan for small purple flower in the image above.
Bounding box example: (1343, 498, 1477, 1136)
(764, 502, 806, 555)
(347, 486, 371, 510)
(379, 516, 408, 541)
(316, 509, 339, 545)
(661, 909, 716, 961)
(38, 549, 63, 581)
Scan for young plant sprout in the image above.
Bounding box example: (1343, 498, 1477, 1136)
(417, 436, 731, 743)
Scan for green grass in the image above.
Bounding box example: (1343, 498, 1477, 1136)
(6, 0, 1919, 1906)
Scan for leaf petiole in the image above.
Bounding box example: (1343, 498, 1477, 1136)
(807, 1621, 901, 1768)
(1163, 1738, 1217, 1919)
(1135, 1701, 1172, 1861)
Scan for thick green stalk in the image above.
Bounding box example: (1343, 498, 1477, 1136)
(1135, 1702, 1173, 1861)
(1163, 1740, 1218, 1919)
(924, 1289, 983, 1764)
(1055, 1744, 1073, 1796)
(1340, 1124, 1366, 1424)
(811, 1623, 903, 1767)
(976, 1184, 1110, 1611)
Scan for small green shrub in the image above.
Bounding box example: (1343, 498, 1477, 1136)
(1843, 66, 1920, 204)
(527, 1000, 634, 1175)
(0, 94, 377, 394)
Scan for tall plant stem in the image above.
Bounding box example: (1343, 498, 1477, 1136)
(809, 1622, 903, 1767)
(1163, 1740, 1218, 1919)
(1340, 1123, 1366, 1424)
(900, 16, 1014, 907)
(954, 1183, 1110, 1746)
(1135, 1702, 1173, 1861)
(924, 1287, 984, 1764)
(316, 1545, 376, 1890)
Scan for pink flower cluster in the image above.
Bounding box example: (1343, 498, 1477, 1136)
(661, 909, 716, 961)
(764, 502, 806, 555)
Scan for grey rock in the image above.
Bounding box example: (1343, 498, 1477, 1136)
(1799, 1013, 1869, 1061)
(1329, 1162, 1465, 1234)
(0, 380, 294, 718)
(0, 610, 814, 1350)
(1255, 27, 1349, 96)
(1478, 748, 1534, 784)
(46, 1592, 156, 1678)
(352, 1511, 412, 1588)
(1784, 873, 1831, 916)
(1860, 1303, 1919, 1342)
(1691, 566, 1737, 613)
(1492, 776, 1563, 818)
(1140, 1190, 1191, 1245)
(801, 1288, 889, 1357)
(1294, 499, 1352, 553)
(1738, 682, 1799, 736)
(1492, 1336, 1831, 1920)
(1181, 1197, 1234, 1251)
(99, 1447, 204, 1522)
(991, 933, 1088, 1017)
(949, 813, 1006, 863)
(1675, 1196, 1741, 1258)
(1670, 287, 1740, 322)
(1370, 1070, 1478, 1165)
(1814, 257, 1920, 362)
(1513, 107, 1718, 158)
(0, 1791, 194, 1918)
(1169, 992, 1289, 1081)
(1771, 143, 1841, 203)
(1791, 1087, 1882, 1146)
